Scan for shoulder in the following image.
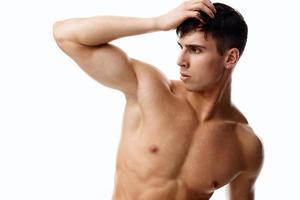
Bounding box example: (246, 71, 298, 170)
(131, 58, 170, 84)
(228, 124, 264, 196)
(236, 123, 264, 175)
(130, 58, 174, 94)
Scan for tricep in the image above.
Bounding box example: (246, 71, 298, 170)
(53, 27, 138, 97)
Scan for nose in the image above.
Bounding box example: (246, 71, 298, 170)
(176, 51, 188, 68)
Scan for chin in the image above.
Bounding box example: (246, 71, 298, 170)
(184, 84, 203, 92)
(183, 82, 211, 92)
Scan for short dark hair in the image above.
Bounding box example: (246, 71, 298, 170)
(176, 3, 248, 56)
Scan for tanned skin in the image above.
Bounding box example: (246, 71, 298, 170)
(53, 0, 264, 199)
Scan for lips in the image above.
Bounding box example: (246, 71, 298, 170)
(180, 73, 190, 77)
(180, 72, 191, 81)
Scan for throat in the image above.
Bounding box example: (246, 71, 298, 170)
(186, 80, 232, 122)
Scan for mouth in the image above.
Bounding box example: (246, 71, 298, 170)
(180, 73, 191, 81)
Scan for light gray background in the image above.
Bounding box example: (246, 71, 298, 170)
(0, 0, 299, 199)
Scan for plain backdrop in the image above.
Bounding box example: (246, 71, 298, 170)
(0, 0, 299, 199)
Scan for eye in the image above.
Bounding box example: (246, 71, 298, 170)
(189, 47, 202, 54)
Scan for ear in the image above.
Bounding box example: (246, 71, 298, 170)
(224, 48, 240, 70)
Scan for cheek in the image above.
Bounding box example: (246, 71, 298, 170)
(191, 55, 224, 78)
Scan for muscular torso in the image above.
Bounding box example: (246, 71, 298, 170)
(112, 62, 251, 200)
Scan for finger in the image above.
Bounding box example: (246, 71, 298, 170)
(187, 11, 204, 23)
(191, 0, 217, 14)
(204, 0, 217, 13)
(189, 2, 215, 18)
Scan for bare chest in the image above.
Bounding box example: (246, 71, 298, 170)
(117, 108, 244, 194)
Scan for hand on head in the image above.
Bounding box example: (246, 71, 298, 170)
(156, 0, 216, 31)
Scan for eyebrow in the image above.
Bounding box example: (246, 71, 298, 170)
(177, 42, 206, 49)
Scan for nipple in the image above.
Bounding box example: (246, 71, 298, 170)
(149, 144, 159, 153)
(212, 180, 219, 188)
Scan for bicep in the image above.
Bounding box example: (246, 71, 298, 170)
(55, 39, 137, 97)
(228, 171, 256, 200)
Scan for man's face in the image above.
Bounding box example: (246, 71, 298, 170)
(177, 31, 226, 92)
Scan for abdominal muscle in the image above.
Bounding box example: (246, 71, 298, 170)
(112, 169, 214, 200)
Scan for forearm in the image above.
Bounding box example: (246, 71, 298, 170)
(53, 16, 160, 46)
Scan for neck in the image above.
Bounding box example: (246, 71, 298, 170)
(187, 76, 233, 123)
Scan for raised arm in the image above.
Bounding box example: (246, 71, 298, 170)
(52, 16, 159, 98)
(52, 0, 216, 98)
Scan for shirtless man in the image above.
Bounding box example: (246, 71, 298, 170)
(53, 0, 264, 199)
